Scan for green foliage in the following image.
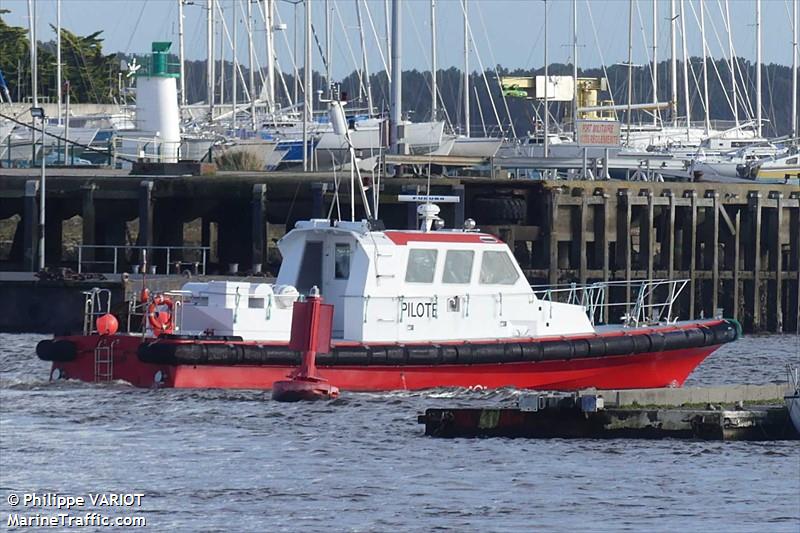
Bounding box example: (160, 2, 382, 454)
(0, 13, 119, 103)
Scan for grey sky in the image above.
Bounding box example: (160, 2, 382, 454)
(2, 0, 798, 80)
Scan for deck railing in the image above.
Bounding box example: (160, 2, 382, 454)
(76, 244, 210, 275)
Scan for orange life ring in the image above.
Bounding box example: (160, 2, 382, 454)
(147, 295, 174, 335)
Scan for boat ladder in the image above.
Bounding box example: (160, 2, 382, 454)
(94, 337, 118, 383)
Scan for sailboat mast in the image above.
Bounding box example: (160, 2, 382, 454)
(385, 0, 392, 75)
(431, 0, 437, 121)
(700, 0, 709, 135)
(543, 0, 549, 158)
(207, 0, 215, 117)
(355, 0, 374, 115)
(626, 0, 633, 145)
(463, 0, 470, 137)
(219, 2, 225, 108)
(670, 0, 677, 128)
(725, 0, 738, 129)
(233, 0, 237, 131)
(303, 0, 312, 171)
(390, 0, 401, 154)
(680, 0, 691, 139)
(264, 0, 276, 113)
(652, 0, 658, 126)
(247, 0, 256, 130)
(756, 0, 762, 137)
(179, 0, 187, 108)
(325, 0, 332, 90)
(28, 0, 37, 107)
(792, 0, 798, 139)
(57, 0, 62, 126)
(572, 0, 578, 130)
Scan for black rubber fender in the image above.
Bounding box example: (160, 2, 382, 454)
(570, 338, 591, 359)
(604, 335, 636, 356)
(36, 339, 77, 362)
(521, 342, 543, 362)
(586, 336, 608, 357)
(541, 340, 574, 361)
(631, 334, 652, 354)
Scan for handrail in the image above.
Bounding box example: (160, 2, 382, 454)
(77, 244, 210, 275)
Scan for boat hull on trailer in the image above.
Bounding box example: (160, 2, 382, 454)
(38, 319, 737, 391)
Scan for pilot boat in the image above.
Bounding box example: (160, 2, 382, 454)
(37, 204, 739, 391)
(36, 93, 739, 392)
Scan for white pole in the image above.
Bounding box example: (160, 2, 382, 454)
(756, 0, 762, 137)
(626, 0, 633, 145)
(463, 0, 470, 137)
(325, 0, 332, 90)
(179, 0, 187, 108)
(28, 0, 37, 107)
(700, 0, 709, 135)
(303, 0, 312, 171)
(56, 0, 62, 126)
(219, 2, 225, 108)
(233, 0, 238, 131)
(431, 0, 437, 121)
(39, 113, 46, 271)
(385, 0, 392, 75)
(390, 0, 401, 154)
(355, 0, 374, 116)
(265, 0, 276, 112)
(670, 0, 677, 127)
(792, 0, 798, 139)
(543, 0, 549, 158)
(724, 0, 738, 129)
(248, 0, 256, 130)
(572, 0, 578, 130)
(207, 0, 215, 117)
(680, 0, 691, 139)
(652, 0, 658, 126)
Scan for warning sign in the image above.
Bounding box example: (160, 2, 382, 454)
(575, 120, 621, 148)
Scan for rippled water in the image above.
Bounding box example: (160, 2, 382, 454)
(1, 333, 798, 532)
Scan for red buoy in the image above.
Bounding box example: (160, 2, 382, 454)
(272, 287, 340, 402)
(96, 313, 119, 336)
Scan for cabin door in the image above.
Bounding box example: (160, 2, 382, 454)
(296, 241, 323, 294)
(323, 239, 353, 337)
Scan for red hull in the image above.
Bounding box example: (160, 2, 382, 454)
(46, 330, 721, 392)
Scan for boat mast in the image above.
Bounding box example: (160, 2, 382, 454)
(56, 0, 62, 126)
(572, 0, 578, 130)
(247, 0, 256, 130)
(626, 0, 633, 145)
(385, 0, 392, 75)
(303, 0, 312, 171)
(756, 0, 762, 137)
(652, 0, 658, 126)
(700, 0, 709, 136)
(792, 0, 798, 140)
(325, 0, 332, 91)
(28, 0, 37, 107)
(390, 0, 401, 154)
(543, 0, 549, 158)
(680, 0, 691, 140)
(462, 0, 470, 137)
(219, 2, 225, 109)
(233, 0, 237, 131)
(264, 0, 276, 113)
(207, 0, 215, 118)
(431, 0, 437, 121)
(670, 0, 677, 128)
(355, 0, 374, 116)
(722, 0, 738, 130)
(179, 0, 187, 108)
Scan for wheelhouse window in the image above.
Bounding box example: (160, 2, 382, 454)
(479, 251, 520, 285)
(334, 243, 351, 279)
(405, 249, 438, 283)
(442, 250, 474, 284)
